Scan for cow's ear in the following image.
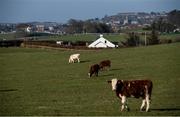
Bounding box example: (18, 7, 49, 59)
(117, 80, 123, 84)
(107, 80, 112, 83)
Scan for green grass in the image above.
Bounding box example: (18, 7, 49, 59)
(0, 43, 180, 116)
(0, 33, 127, 42)
(159, 33, 180, 41)
(0, 33, 16, 40)
(36, 33, 127, 42)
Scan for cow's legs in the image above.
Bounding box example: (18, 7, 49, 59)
(69, 58, 74, 63)
(95, 71, 98, 77)
(121, 96, 129, 111)
(140, 99, 146, 111)
(69, 58, 71, 63)
(145, 95, 150, 112)
(88, 73, 90, 77)
(77, 58, 80, 63)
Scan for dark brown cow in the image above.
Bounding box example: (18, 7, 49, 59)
(88, 64, 100, 77)
(108, 78, 153, 112)
(99, 60, 111, 70)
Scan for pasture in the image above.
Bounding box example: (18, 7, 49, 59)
(1, 33, 180, 42)
(0, 43, 180, 116)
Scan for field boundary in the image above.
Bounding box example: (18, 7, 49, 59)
(22, 44, 107, 51)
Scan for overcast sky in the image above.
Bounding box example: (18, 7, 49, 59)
(0, 0, 180, 23)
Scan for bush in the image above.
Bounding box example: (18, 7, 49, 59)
(173, 37, 180, 43)
(148, 29, 159, 45)
(159, 39, 172, 44)
(125, 32, 140, 47)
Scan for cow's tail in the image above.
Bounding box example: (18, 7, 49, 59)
(145, 80, 153, 101)
(148, 81, 153, 101)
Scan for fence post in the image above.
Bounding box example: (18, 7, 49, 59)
(145, 32, 147, 46)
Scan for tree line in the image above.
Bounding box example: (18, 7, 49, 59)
(124, 30, 159, 47)
(144, 9, 180, 33)
(64, 19, 113, 34)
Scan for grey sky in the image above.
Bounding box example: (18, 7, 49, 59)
(0, 0, 180, 23)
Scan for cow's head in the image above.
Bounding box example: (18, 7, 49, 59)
(108, 78, 118, 91)
(108, 78, 124, 91)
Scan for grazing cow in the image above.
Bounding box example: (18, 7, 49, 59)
(108, 78, 153, 112)
(69, 54, 80, 63)
(88, 64, 100, 77)
(99, 60, 111, 70)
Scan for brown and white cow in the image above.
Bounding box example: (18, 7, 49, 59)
(88, 64, 100, 77)
(108, 78, 153, 112)
(99, 60, 111, 70)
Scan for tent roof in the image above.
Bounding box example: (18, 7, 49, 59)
(88, 35, 116, 48)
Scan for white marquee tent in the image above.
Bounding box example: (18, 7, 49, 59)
(88, 35, 117, 48)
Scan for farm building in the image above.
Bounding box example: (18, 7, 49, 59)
(88, 35, 117, 48)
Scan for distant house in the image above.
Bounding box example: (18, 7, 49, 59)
(36, 25, 44, 32)
(123, 16, 129, 25)
(16, 23, 30, 32)
(26, 26, 31, 32)
(174, 28, 180, 33)
(88, 35, 117, 48)
(56, 41, 63, 45)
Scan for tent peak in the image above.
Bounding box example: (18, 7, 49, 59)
(100, 34, 103, 38)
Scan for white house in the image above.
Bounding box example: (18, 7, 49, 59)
(56, 41, 63, 45)
(26, 26, 31, 33)
(88, 35, 117, 48)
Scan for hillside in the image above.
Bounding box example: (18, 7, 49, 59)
(0, 43, 180, 116)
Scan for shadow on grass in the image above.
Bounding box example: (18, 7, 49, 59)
(100, 74, 114, 77)
(151, 108, 180, 111)
(99, 68, 123, 72)
(80, 60, 90, 63)
(110, 68, 123, 71)
(0, 89, 18, 92)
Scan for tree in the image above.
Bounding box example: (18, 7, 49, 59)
(158, 18, 176, 33)
(83, 21, 97, 33)
(65, 19, 112, 34)
(95, 23, 111, 33)
(148, 22, 159, 45)
(126, 32, 140, 46)
(65, 19, 83, 34)
(168, 9, 180, 27)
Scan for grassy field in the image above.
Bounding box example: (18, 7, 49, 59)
(34, 33, 128, 42)
(0, 33, 128, 42)
(0, 33, 16, 40)
(159, 33, 180, 41)
(0, 43, 180, 116)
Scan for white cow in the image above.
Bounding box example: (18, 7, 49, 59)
(69, 53, 80, 63)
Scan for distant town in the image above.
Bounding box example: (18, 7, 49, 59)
(1, 10, 179, 35)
